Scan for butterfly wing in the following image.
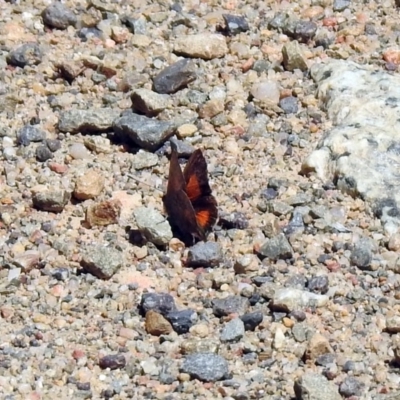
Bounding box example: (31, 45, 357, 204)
(163, 147, 205, 242)
(183, 150, 218, 233)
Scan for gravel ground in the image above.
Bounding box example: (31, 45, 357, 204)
(2, 0, 400, 399)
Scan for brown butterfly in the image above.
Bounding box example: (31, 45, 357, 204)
(163, 142, 218, 245)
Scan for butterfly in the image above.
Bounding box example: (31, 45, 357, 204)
(163, 142, 218, 245)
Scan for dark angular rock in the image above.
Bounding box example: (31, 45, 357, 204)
(36, 145, 53, 162)
(279, 96, 298, 114)
(46, 139, 62, 152)
(99, 354, 126, 370)
(294, 21, 318, 42)
(186, 242, 223, 268)
(222, 14, 250, 35)
(212, 295, 249, 317)
(140, 293, 177, 317)
(240, 311, 263, 331)
(308, 275, 329, 294)
(52, 267, 70, 281)
(258, 234, 293, 260)
(42, 2, 77, 29)
(315, 353, 336, 366)
(339, 376, 365, 397)
(153, 59, 197, 94)
(350, 238, 372, 269)
(7, 43, 42, 68)
(283, 212, 305, 235)
(113, 113, 176, 151)
(218, 212, 249, 230)
(181, 353, 229, 382)
(17, 125, 46, 146)
(166, 309, 197, 334)
(77, 27, 103, 41)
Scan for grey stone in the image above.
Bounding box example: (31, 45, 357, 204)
(32, 188, 71, 213)
(80, 244, 124, 280)
(333, 0, 351, 11)
(181, 353, 229, 382)
(36, 145, 53, 162)
(113, 113, 176, 151)
(153, 59, 197, 94)
(240, 311, 263, 331)
(350, 238, 372, 269)
(386, 315, 400, 333)
(58, 108, 120, 134)
(131, 89, 171, 116)
(131, 150, 159, 170)
(294, 373, 341, 400)
(220, 318, 245, 342)
(259, 234, 293, 260)
(17, 125, 46, 146)
(279, 96, 299, 114)
(46, 139, 61, 152)
(339, 376, 365, 397)
(283, 212, 305, 235)
(140, 293, 177, 317)
(7, 43, 42, 68)
(302, 60, 400, 233)
(282, 41, 308, 72)
(268, 200, 293, 216)
(42, 2, 77, 29)
(307, 275, 329, 294)
(186, 242, 223, 268)
(133, 207, 173, 246)
(212, 295, 249, 317)
(271, 288, 329, 312)
(166, 309, 197, 334)
(222, 14, 249, 35)
(174, 34, 228, 60)
(294, 20, 318, 42)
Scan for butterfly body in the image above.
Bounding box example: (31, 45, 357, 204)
(163, 147, 218, 244)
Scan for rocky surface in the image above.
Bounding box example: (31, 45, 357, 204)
(2, 0, 400, 399)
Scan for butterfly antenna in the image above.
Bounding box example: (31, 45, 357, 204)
(126, 174, 164, 193)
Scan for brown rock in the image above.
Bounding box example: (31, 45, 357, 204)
(145, 310, 173, 336)
(198, 99, 224, 119)
(86, 199, 122, 227)
(74, 170, 105, 200)
(304, 333, 334, 361)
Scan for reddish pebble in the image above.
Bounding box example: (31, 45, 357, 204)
(48, 162, 68, 174)
(99, 353, 126, 370)
(72, 349, 85, 360)
(323, 17, 337, 27)
(325, 260, 341, 272)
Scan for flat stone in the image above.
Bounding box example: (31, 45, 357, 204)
(32, 186, 71, 213)
(113, 113, 176, 151)
(271, 288, 329, 312)
(133, 206, 173, 246)
(80, 244, 124, 280)
(74, 170, 105, 200)
(174, 34, 228, 60)
(212, 295, 249, 317)
(86, 199, 122, 227)
(186, 242, 223, 268)
(294, 373, 341, 400)
(58, 108, 120, 134)
(181, 353, 229, 382)
(259, 234, 293, 260)
(153, 59, 197, 94)
(131, 88, 171, 116)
